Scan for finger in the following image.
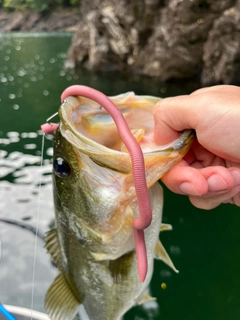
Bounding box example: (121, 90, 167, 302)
(153, 95, 197, 144)
(188, 167, 240, 209)
(187, 140, 226, 167)
(200, 166, 235, 194)
(161, 160, 209, 196)
(191, 85, 239, 96)
(229, 168, 240, 206)
(189, 185, 240, 209)
(232, 188, 240, 206)
(162, 164, 237, 197)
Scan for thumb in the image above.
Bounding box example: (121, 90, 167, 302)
(153, 95, 196, 144)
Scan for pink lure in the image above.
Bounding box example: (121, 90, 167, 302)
(41, 123, 59, 134)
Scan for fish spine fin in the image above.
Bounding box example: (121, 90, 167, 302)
(136, 292, 156, 305)
(154, 239, 179, 273)
(45, 273, 80, 320)
(44, 229, 62, 271)
(160, 223, 173, 232)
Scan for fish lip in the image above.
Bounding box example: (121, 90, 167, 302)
(170, 129, 196, 151)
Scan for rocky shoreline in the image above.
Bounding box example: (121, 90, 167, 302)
(0, 7, 80, 32)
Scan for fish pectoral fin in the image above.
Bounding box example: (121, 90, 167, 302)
(45, 273, 80, 320)
(136, 292, 156, 305)
(160, 223, 173, 232)
(154, 239, 179, 273)
(44, 229, 62, 271)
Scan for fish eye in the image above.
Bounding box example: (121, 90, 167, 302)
(53, 157, 71, 178)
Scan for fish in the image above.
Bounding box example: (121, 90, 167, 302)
(44, 89, 195, 320)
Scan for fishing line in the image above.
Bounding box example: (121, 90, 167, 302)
(46, 112, 58, 124)
(30, 133, 45, 320)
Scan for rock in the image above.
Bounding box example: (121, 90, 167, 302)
(201, 2, 240, 85)
(66, 0, 239, 85)
(0, 7, 80, 32)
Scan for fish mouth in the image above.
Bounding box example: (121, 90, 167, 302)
(58, 92, 195, 177)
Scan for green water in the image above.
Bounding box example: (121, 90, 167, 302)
(0, 33, 239, 320)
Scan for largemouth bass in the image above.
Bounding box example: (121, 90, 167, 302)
(44, 88, 194, 320)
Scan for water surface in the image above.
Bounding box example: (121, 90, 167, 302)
(0, 33, 239, 320)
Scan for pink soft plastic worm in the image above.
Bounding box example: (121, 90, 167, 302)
(42, 85, 152, 282)
(41, 123, 59, 134)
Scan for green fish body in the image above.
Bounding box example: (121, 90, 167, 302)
(45, 92, 194, 320)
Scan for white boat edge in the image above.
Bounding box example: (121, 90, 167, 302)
(3, 305, 50, 320)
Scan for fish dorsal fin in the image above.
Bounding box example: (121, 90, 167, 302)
(45, 273, 81, 320)
(136, 292, 156, 305)
(160, 223, 173, 232)
(44, 229, 62, 271)
(154, 239, 179, 273)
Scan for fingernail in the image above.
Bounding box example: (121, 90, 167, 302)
(180, 182, 201, 195)
(207, 174, 228, 192)
(231, 170, 240, 186)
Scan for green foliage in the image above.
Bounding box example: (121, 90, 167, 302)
(26, 0, 50, 12)
(3, 0, 26, 11)
(3, 0, 50, 11)
(2, 0, 80, 12)
(69, 0, 80, 6)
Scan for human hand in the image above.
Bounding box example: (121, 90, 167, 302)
(154, 85, 240, 209)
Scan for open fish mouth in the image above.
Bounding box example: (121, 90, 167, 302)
(58, 91, 195, 179)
